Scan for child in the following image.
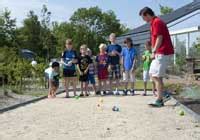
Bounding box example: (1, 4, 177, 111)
(61, 39, 78, 98)
(106, 33, 122, 95)
(86, 48, 97, 95)
(47, 61, 60, 98)
(121, 37, 137, 96)
(96, 43, 109, 95)
(44, 62, 52, 89)
(77, 44, 92, 97)
(142, 41, 156, 96)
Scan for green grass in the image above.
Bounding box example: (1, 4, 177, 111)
(135, 81, 153, 89)
(115, 80, 153, 90)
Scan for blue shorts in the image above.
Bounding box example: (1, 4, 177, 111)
(88, 74, 95, 84)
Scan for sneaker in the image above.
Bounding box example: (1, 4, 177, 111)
(114, 89, 120, 95)
(130, 89, 135, 96)
(149, 99, 164, 107)
(100, 91, 104, 96)
(163, 91, 171, 103)
(96, 91, 101, 95)
(123, 89, 128, 96)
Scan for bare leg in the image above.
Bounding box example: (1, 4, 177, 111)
(152, 77, 163, 100)
(144, 81, 147, 94)
(84, 82, 89, 95)
(152, 81, 156, 96)
(124, 81, 128, 90)
(109, 79, 113, 91)
(48, 80, 52, 98)
(80, 82, 83, 95)
(48, 88, 52, 98)
(92, 84, 96, 94)
(72, 77, 77, 96)
(131, 82, 135, 90)
(52, 86, 58, 97)
(49, 86, 56, 98)
(102, 80, 107, 91)
(160, 77, 164, 92)
(64, 78, 69, 97)
(131, 71, 135, 90)
(116, 79, 120, 89)
(98, 80, 102, 91)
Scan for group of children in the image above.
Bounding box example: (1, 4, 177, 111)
(46, 33, 155, 98)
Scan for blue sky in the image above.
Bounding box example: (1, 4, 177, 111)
(0, 0, 193, 28)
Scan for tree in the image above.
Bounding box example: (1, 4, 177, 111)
(0, 9, 17, 48)
(18, 11, 43, 56)
(0, 14, 5, 47)
(159, 5, 174, 15)
(70, 7, 128, 37)
(52, 22, 76, 56)
(53, 6, 129, 55)
(40, 5, 56, 62)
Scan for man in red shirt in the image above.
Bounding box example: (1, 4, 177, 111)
(139, 7, 174, 107)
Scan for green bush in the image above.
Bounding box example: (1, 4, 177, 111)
(33, 62, 46, 87)
(0, 47, 48, 92)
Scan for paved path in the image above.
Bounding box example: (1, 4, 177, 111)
(0, 91, 200, 140)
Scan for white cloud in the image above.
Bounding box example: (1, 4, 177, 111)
(0, 0, 73, 26)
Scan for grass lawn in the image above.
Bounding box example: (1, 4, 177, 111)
(112, 80, 153, 90)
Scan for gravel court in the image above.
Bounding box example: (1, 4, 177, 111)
(0, 91, 200, 140)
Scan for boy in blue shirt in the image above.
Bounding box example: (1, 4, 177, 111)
(61, 39, 78, 98)
(121, 37, 137, 96)
(107, 33, 122, 95)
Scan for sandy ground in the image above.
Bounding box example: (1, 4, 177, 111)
(0, 91, 200, 140)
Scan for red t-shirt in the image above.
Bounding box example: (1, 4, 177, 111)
(150, 17, 174, 55)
